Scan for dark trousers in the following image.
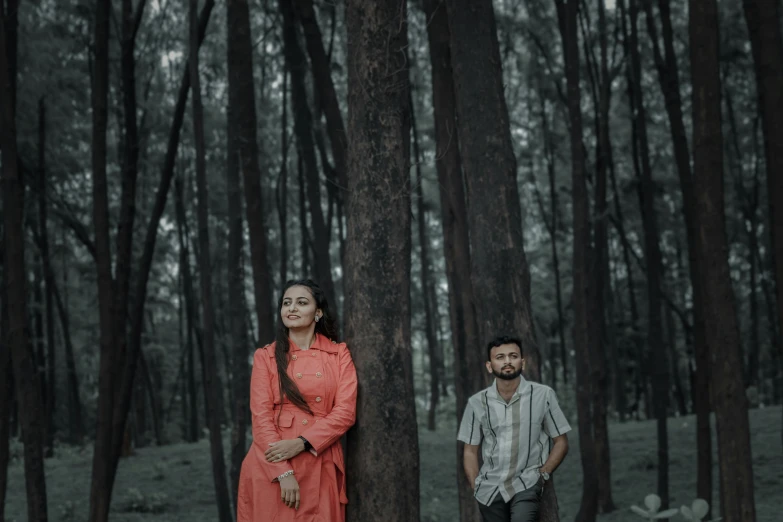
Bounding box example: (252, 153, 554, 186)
(477, 482, 542, 522)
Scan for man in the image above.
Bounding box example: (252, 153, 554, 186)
(458, 335, 571, 522)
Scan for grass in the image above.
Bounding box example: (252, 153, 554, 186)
(5, 406, 782, 521)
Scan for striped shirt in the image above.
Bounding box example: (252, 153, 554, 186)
(457, 378, 571, 506)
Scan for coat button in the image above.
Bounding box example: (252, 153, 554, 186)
(316, 372, 322, 378)
(296, 373, 303, 379)
(315, 397, 322, 403)
(292, 355, 297, 361)
(302, 419, 308, 425)
(311, 352, 317, 357)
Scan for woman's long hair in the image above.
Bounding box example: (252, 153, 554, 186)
(274, 279, 338, 417)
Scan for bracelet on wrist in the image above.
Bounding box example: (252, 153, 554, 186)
(277, 470, 294, 481)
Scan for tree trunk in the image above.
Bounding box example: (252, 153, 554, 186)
(51, 275, 84, 444)
(294, 0, 348, 194)
(625, 0, 670, 507)
(226, 0, 275, 345)
(555, 1, 597, 521)
(421, 1, 483, 519)
(0, 277, 11, 520)
(591, 0, 614, 511)
(280, 0, 338, 320)
(298, 153, 310, 276)
(277, 69, 289, 285)
(410, 87, 441, 431)
(742, 0, 783, 448)
(1, 1, 49, 518)
(175, 174, 200, 443)
(665, 302, 688, 416)
(344, 1, 419, 520)
(190, 0, 233, 518)
(689, 1, 757, 520)
(643, 0, 713, 504)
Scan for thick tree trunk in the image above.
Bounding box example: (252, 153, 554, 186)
(742, 0, 783, 448)
(226, 0, 275, 345)
(421, 1, 483, 519)
(1, 2, 49, 518)
(0, 287, 9, 521)
(190, 0, 233, 518)
(625, 0, 670, 507)
(689, 1, 757, 520)
(643, 0, 713, 504)
(555, 1, 597, 521)
(280, 0, 338, 319)
(344, 2, 419, 521)
(410, 88, 441, 431)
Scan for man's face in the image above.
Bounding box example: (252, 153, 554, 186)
(486, 343, 524, 380)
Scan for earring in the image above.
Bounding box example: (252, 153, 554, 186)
(315, 316, 320, 322)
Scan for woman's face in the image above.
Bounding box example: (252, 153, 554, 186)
(280, 285, 321, 330)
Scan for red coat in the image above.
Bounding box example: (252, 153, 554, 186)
(237, 334, 358, 522)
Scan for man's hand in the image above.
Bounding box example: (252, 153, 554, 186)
(265, 439, 306, 463)
(279, 475, 300, 509)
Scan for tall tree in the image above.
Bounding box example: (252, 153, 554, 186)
(343, 1, 419, 521)
(280, 0, 338, 320)
(225, 0, 261, 506)
(421, 0, 483, 519)
(227, 0, 275, 345)
(555, 1, 597, 521)
(190, 0, 232, 518)
(689, 1, 757, 521)
(642, 0, 712, 504)
(742, 0, 783, 448)
(1, 0, 49, 519)
(626, 0, 670, 507)
(0, 280, 9, 521)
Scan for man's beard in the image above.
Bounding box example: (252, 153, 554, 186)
(492, 366, 523, 380)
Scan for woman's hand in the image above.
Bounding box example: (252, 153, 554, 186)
(265, 438, 306, 462)
(278, 475, 300, 509)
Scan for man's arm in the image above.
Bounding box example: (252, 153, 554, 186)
(540, 434, 568, 475)
(463, 443, 481, 490)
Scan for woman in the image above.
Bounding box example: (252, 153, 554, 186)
(237, 279, 357, 522)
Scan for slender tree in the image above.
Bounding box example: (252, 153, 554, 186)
(1, 0, 48, 518)
(421, 0, 483, 519)
(689, 1, 757, 520)
(344, 1, 419, 520)
(555, 1, 597, 521)
(190, 0, 232, 518)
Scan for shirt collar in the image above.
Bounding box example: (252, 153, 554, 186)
(266, 333, 339, 356)
(487, 376, 529, 403)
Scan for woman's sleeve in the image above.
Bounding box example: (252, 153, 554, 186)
(250, 347, 293, 482)
(300, 344, 358, 455)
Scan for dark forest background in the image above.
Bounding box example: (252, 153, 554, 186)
(1, 0, 782, 521)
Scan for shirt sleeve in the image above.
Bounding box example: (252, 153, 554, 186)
(457, 400, 482, 445)
(542, 387, 572, 438)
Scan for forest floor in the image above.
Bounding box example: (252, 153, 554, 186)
(4, 406, 782, 522)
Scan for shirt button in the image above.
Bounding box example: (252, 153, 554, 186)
(292, 355, 297, 361)
(296, 373, 302, 379)
(316, 372, 322, 378)
(315, 397, 322, 403)
(302, 419, 308, 425)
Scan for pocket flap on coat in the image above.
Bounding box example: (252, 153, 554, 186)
(277, 411, 294, 428)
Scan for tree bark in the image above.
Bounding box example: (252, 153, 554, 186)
(555, 1, 597, 521)
(190, 0, 233, 518)
(227, 0, 275, 345)
(280, 0, 338, 320)
(344, 1, 419, 520)
(742, 0, 783, 448)
(0, 283, 9, 522)
(52, 274, 84, 444)
(643, 0, 713, 504)
(1, 1, 49, 518)
(625, 0, 670, 507)
(689, 1, 757, 520)
(421, 1, 483, 519)
(277, 69, 289, 285)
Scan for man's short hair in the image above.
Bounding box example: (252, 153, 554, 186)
(486, 335, 523, 360)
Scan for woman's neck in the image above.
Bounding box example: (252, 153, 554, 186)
(288, 327, 317, 350)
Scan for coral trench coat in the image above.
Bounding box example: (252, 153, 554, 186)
(237, 334, 358, 522)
